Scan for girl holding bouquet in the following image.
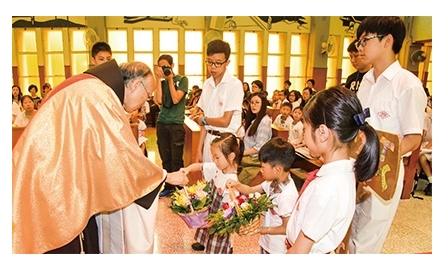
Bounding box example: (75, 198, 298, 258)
(286, 86, 380, 253)
(181, 132, 244, 254)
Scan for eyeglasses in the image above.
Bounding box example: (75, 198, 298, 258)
(205, 59, 227, 68)
(140, 80, 150, 97)
(355, 34, 386, 49)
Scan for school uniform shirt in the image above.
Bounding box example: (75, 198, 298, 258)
(352, 60, 427, 254)
(286, 159, 356, 254)
(197, 70, 243, 162)
(260, 175, 298, 253)
(288, 120, 303, 143)
(273, 114, 293, 129)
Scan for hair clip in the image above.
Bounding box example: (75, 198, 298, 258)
(353, 107, 370, 126)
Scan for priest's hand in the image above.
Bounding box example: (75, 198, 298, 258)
(166, 170, 189, 187)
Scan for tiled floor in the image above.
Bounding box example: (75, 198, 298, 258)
(144, 127, 433, 254)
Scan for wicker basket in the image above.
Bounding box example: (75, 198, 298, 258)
(177, 206, 209, 229)
(228, 187, 262, 236)
(237, 215, 261, 236)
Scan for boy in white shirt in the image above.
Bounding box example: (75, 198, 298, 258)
(227, 137, 298, 253)
(273, 102, 293, 129)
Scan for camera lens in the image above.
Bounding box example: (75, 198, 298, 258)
(163, 66, 171, 76)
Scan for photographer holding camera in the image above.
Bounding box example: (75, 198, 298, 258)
(154, 54, 189, 197)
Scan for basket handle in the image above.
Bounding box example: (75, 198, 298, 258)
(183, 187, 195, 213)
(228, 187, 242, 215)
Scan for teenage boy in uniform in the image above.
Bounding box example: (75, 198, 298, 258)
(351, 16, 427, 254)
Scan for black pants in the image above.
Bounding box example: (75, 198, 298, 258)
(156, 122, 185, 190)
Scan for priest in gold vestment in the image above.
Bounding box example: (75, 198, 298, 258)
(12, 60, 188, 253)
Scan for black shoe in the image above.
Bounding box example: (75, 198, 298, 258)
(191, 242, 205, 251)
(424, 183, 432, 196)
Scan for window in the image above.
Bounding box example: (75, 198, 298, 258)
(134, 29, 154, 69)
(16, 29, 39, 95)
(108, 29, 128, 64)
(289, 33, 308, 91)
(70, 29, 89, 76)
(267, 33, 285, 92)
(43, 29, 65, 87)
(243, 32, 261, 89)
(159, 29, 178, 75)
(185, 30, 203, 89)
(223, 31, 238, 77)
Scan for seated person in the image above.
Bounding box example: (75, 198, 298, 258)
(238, 92, 272, 185)
(185, 88, 202, 110)
(273, 102, 293, 129)
(288, 106, 305, 148)
(13, 95, 37, 127)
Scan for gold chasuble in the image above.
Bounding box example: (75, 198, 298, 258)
(12, 60, 164, 253)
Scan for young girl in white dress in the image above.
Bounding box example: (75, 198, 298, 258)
(181, 132, 244, 254)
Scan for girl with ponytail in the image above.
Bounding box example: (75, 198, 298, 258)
(286, 86, 379, 254)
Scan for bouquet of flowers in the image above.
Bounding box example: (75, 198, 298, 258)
(206, 191, 274, 235)
(169, 180, 212, 228)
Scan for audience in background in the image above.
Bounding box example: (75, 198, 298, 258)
(243, 81, 251, 101)
(13, 95, 37, 127)
(305, 79, 316, 92)
(28, 84, 41, 107)
(238, 92, 272, 185)
(41, 83, 52, 99)
(273, 102, 293, 129)
(288, 106, 305, 148)
(287, 90, 302, 109)
(300, 87, 314, 108)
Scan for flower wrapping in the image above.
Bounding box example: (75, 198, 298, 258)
(178, 207, 210, 228)
(170, 180, 212, 228)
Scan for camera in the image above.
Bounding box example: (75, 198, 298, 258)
(162, 65, 171, 76)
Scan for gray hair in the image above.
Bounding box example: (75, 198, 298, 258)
(119, 61, 152, 85)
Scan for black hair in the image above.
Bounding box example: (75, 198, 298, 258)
(91, 41, 112, 58)
(206, 39, 231, 60)
(307, 79, 315, 86)
(246, 92, 269, 137)
(284, 80, 292, 86)
(211, 132, 245, 166)
(243, 82, 250, 91)
(303, 86, 380, 182)
(157, 54, 174, 65)
(348, 39, 359, 53)
(281, 102, 293, 111)
(356, 16, 406, 55)
(251, 80, 264, 91)
(20, 94, 33, 105)
(28, 84, 38, 93)
(258, 137, 296, 172)
(12, 84, 23, 102)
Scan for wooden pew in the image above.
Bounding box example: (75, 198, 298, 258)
(271, 123, 289, 140)
(183, 116, 202, 184)
(266, 106, 280, 122)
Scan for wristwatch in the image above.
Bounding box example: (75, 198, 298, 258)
(201, 116, 208, 126)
